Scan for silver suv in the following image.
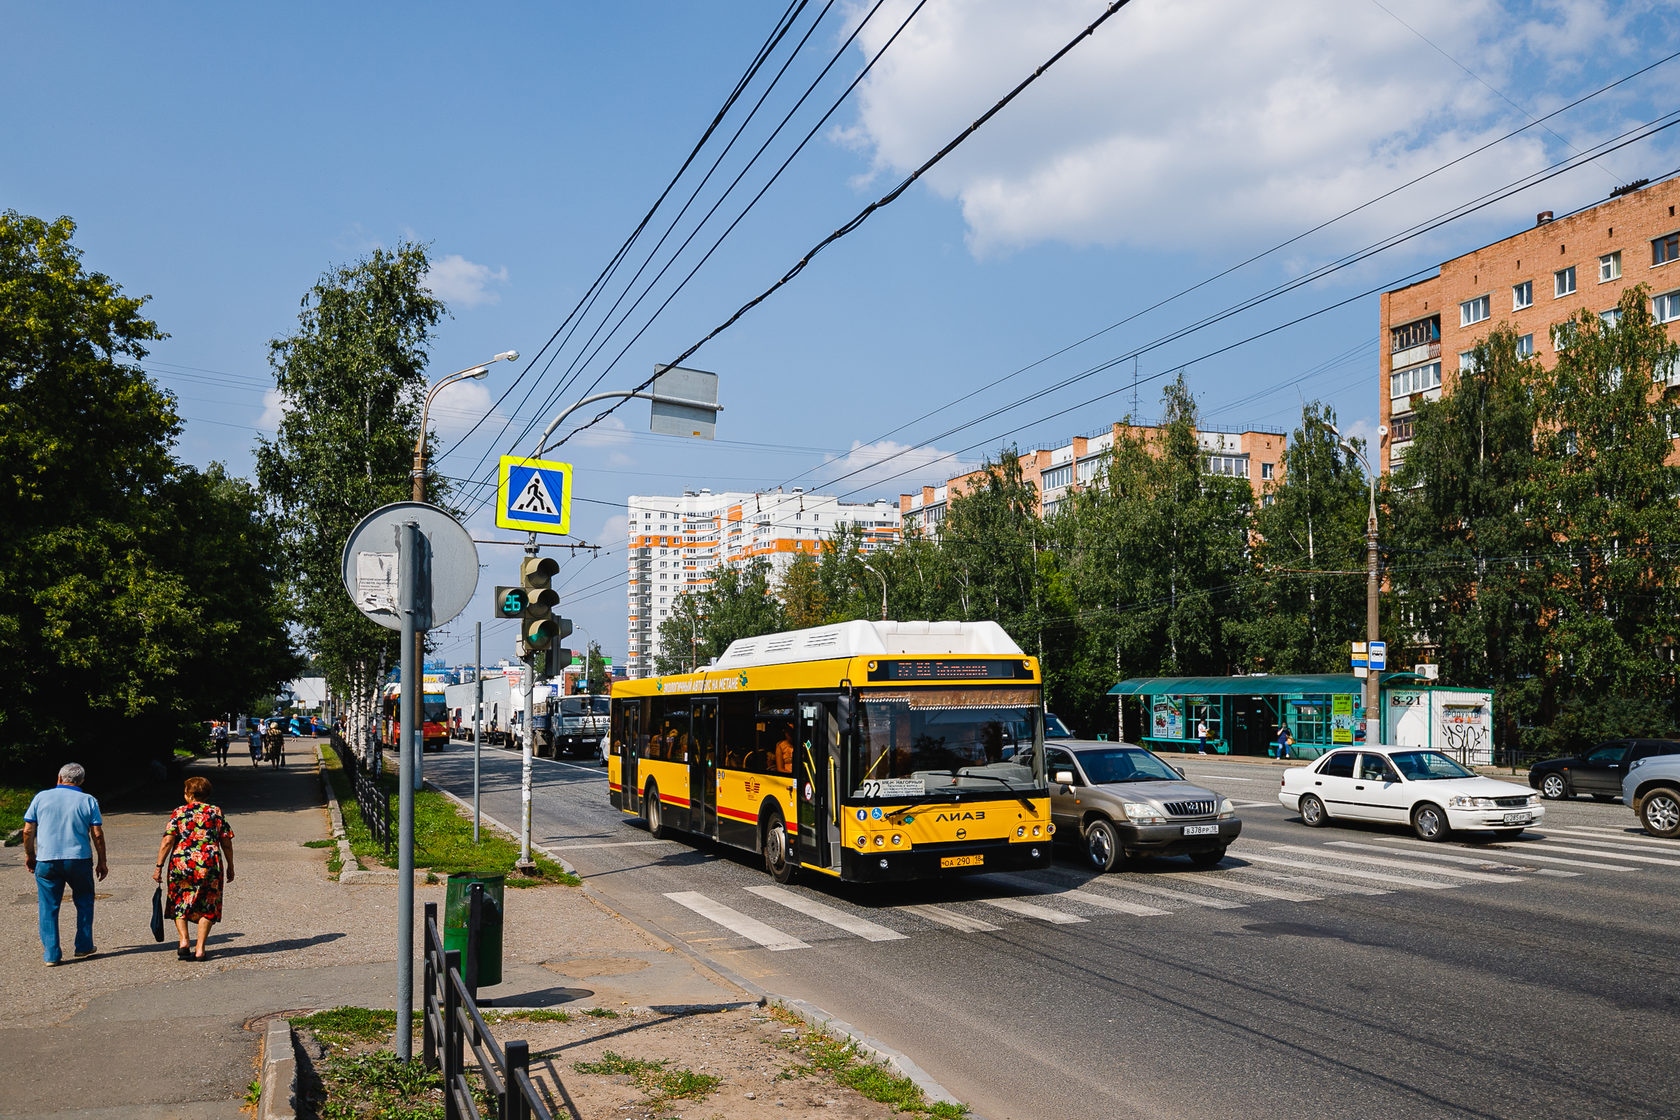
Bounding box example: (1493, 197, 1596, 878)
(1623, 753, 1680, 838)
(1020, 741, 1241, 872)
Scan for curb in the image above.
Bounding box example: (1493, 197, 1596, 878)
(258, 1018, 297, 1120)
(315, 744, 360, 877)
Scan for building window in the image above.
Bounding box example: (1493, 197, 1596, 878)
(1599, 251, 1621, 282)
(1555, 266, 1576, 297)
(1601, 307, 1622, 329)
(1391, 361, 1442, 399)
(1460, 296, 1490, 327)
(1206, 455, 1249, 478)
(1390, 316, 1440, 352)
(1513, 280, 1532, 310)
(1552, 323, 1570, 351)
(1515, 334, 1534, 360)
(1654, 232, 1680, 266)
(1460, 351, 1477, 373)
(1390, 414, 1415, 443)
(1654, 290, 1680, 324)
(1042, 464, 1072, 490)
(1260, 461, 1274, 480)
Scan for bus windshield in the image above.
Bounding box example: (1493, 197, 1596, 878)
(852, 687, 1045, 797)
(422, 697, 448, 724)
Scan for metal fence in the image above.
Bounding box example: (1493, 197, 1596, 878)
(339, 741, 391, 854)
(423, 903, 553, 1120)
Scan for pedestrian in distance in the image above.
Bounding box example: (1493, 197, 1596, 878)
(1196, 718, 1211, 755)
(248, 723, 262, 766)
(153, 776, 235, 962)
(212, 721, 229, 767)
(1276, 726, 1294, 761)
(22, 762, 108, 966)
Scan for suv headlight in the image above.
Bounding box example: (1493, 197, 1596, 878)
(1447, 795, 1497, 809)
(1217, 797, 1236, 819)
(1121, 802, 1167, 824)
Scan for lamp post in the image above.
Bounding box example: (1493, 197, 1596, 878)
(1330, 425, 1381, 733)
(860, 559, 888, 621)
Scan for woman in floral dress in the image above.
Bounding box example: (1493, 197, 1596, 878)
(152, 776, 235, 961)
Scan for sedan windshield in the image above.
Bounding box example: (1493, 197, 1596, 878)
(1389, 750, 1475, 781)
(1074, 747, 1182, 784)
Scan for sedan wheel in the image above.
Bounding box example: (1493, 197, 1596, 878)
(1085, 818, 1124, 873)
(1639, 790, 1680, 838)
(1539, 773, 1568, 800)
(1412, 802, 1450, 842)
(1299, 794, 1328, 827)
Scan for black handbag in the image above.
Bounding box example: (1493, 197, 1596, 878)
(149, 885, 165, 942)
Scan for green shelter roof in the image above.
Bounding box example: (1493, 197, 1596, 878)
(1109, 674, 1383, 697)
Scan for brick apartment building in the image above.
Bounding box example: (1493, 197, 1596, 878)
(1380, 173, 1680, 474)
(899, 420, 1287, 532)
(624, 488, 900, 677)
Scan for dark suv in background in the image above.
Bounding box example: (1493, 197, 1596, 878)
(1528, 739, 1680, 801)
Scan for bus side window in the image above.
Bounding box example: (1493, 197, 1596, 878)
(719, 695, 754, 770)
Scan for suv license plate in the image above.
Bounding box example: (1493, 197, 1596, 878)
(1182, 823, 1220, 836)
(1502, 812, 1532, 825)
(940, 855, 984, 869)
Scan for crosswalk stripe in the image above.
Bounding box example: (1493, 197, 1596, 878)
(1339, 833, 1630, 870)
(1153, 870, 1320, 902)
(1035, 867, 1244, 909)
(898, 903, 1001, 933)
(1328, 841, 1535, 873)
(744, 886, 907, 942)
(1228, 866, 1390, 896)
(665, 891, 809, 951)
(982, 897, 1089, 925)
(1509, 842, 1680, 868)
(986, 873, 1171, 916)
(1534, 828, 1680, 852)
(1266, 844, 1516, 883)
(1238, 853, 1456, 889)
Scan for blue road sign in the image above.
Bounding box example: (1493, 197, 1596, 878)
(496, 456, 572, 534)
(1368, 640, 1387, 671)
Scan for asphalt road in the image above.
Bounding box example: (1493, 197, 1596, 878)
(426, 741, 1680, 1120)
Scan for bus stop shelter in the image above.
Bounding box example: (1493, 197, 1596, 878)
(1109, 674, 1386, 759)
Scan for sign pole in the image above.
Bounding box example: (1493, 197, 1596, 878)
(519, 540, 537, 872)
(395, 520, 419, 1061)
(473, 620, 482, 845)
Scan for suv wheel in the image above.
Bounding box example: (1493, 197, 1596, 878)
(1084, 818, 1124, 873)
(1639, 789, 1680, 838)
(1539, 773, 1568, 800)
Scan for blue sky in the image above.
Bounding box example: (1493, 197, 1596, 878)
(8, 1, 1680, 669)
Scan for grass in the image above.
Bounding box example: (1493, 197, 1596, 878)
(573, 1050, 721, 1106)
(771, 1005, 968, 1118)
(294, 1007, 403, 1049)
(0, 785, 32, 838)
(318, 1051, 445, 1120)
(487, 1009, 571, 1023)
(584, 1007, 620, 1018)
(303, 838, 337, 849)
(320, 744, 577, 885)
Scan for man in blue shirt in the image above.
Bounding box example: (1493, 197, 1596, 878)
(22, 763, 108, 965)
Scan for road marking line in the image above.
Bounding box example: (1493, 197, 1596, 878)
(1153, 871, 1319, 902)
(1516, 842, 1680, 867)
(897, 904, 1001, 933)
(1237, 853, 1456, 889)
(549, 840, 669, 851)
(1351, 835, 1632, 872)
(665, 891, 808, 951)
(1544, 824, 1660, 840)
(981, 897, 1088, 925)
(1185, 773, 1257, 781)
(1328, 841, 1534, 873)
(1534, 828, 1679, 852)
(986, 873, 1171, 916)
(1536, 868, 1582, 877)
(1227, 866, 1389, 896)
(1090, 878, 1246, 909)
(744, 886, 907, 941)
(1266, 844, 1516, 883)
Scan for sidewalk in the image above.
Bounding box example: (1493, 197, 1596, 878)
(0, 741, 746, 1119)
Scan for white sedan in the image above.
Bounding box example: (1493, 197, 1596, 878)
(1279, 744, 1544, 841)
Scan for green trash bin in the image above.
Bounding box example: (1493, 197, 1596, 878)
(443, 872, 504, 987)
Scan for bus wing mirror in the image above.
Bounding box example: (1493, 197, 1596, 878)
(835, 695, 853, 735)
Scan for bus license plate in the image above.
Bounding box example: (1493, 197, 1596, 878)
(940, 855, 984, 869)
(1182, 824, 1220, 836)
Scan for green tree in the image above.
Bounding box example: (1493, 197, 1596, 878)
(1388, 322, 1548, 745)
(584, 640, 610, 693)
(255, 244, 447, 738)
(777, 549, 829, 628)
(0, 212, 295, 778)
(653, 559, 784, 674)
(1234, 403, 1370, 672)
(1529, 288, 1680, 745)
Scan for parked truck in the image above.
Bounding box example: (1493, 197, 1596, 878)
(444, 672, 516, 747)
(552, 693, 611, 762)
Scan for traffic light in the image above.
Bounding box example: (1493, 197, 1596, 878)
(492, 585, 527, 618)
(519, 555, 560, 651)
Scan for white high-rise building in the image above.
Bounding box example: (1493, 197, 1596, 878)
(625, 488, 901, 678)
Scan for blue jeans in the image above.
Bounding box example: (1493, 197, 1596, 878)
(35, 859, 96, 962)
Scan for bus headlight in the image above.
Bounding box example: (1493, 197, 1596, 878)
(891, 834, 902, 846)
(1017, 826, 1026, 837)
(856, 834, 867, 849)
(1032, 825, 1041, 837)
(874, 834, 885, 847)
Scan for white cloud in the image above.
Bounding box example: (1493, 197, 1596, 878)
(843, 0, 1650, 256)
(426, 377, 506, 438)
(567, 414, 634, 467)
(821, 438, 979, 496)
(425, 254, 510, 308)
(257, 386, 289, 431)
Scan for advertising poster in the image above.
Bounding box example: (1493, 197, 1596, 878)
(1331, 693, 1356, 743)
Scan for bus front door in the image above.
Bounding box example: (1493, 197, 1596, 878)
(796, 699, 842, 872)
(691, 699, 717, 837)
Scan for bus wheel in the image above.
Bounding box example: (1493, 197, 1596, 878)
(645, 783, 670, 840)
(764, 809, 796, 884)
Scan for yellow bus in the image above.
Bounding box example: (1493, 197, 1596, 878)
(608, 620, 1054, 884)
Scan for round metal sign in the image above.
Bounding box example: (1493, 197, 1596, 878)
(340, 502, 479, 632)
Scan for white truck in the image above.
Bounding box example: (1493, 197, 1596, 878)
(444, 673, 516, 747)
(552, 693, 611, 762)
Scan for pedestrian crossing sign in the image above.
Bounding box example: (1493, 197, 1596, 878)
(496, 455, 572, 535)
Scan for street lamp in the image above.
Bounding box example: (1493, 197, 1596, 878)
(860, 558, 888, 621)
(412, 351, 519, 502)
(1329, 423, 1381, 733)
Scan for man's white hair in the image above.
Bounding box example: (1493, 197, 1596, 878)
(57, 763, 85, 786)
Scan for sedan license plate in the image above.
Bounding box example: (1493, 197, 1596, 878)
(1182, 823, 1221, 836)
(1502, 812, 1532, 825)
(940, 854, 984, 869)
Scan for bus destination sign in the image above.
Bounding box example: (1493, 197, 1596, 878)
(868, 659, 1029, 682)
